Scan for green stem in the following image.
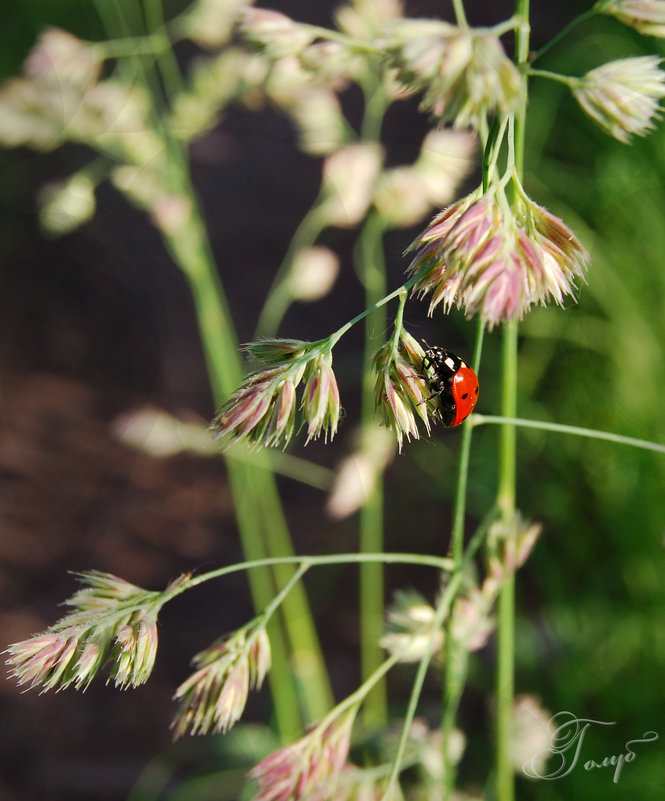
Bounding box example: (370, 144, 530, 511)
(388, 291, 408, 355)
(318, 652, 401, 731)
(469, 415, 665, 455)
(493, 310, 519, 801)
(259, 561, 312, 629)
(224, 447, 335, 490)
(356, 210, 389, 730)
(527, 68, 577, 88)
(452, 0, 469, 27)
(296, 23, 381, 53)
(169, 552, 455, 596)
(442, 319, 485, 799)
(497, 325, 518, 519)
(450, 321, 486, 562)
(355, 56, 392, 731)
(531, 7, 597, 63)
(143, 0, 184, 97)
(93, 32, 175, 59)
(490, 16, 521, 38)
(494, 0, 530, 795)
(495, 317, 519, 801)
(328, 274, 419, 348)
(482, 117, 502, 192)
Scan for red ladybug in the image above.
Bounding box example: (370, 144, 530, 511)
(422, 343, 479, 428)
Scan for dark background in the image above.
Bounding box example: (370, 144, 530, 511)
(2, 2, 665, 799)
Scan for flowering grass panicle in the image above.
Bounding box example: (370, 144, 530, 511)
(288, 247, 339, 302)
(211, 339, 341, 449)
(25, 27, 100, 88)
(112, 615, 160, 690)
(5, 571, 178, 692)
(213, 366, 300, 448)
(449, 516, 540, 654)
(239, 8, 316, 59)
(572, 56, 665, 143)
(0, 28, 100, 150)
(320, 144, 383, 228)
(298, 39, 357, 86)
(182, 0, 248, 48)
(171, 625, 271, 738)
(38, 174, 97, 235)
(250, 709, 357, 801)
(486, 513, 543, 582)
(450, 585, 496, 654)
(373, 329, 439, 451)
(383, 20, 524, 128)
(326, 425, 395, 519)
(413, 129, 477, 207)
(379, 589, 443, 661)
(511, 695, 556, 775)
(407, 184, 590, 328)
(302, 353, 341, 443)
(371, 129, 476, 228)
(335, 0, 404, 40)
(595, 0, 665, 37)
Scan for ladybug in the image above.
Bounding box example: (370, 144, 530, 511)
(422, 343, 479, 428)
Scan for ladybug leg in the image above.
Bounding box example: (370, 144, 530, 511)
(417, 389, 442, 405)
(418, 356, 442, 404)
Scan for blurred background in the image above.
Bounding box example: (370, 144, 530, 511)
(1, 1, 665, 799)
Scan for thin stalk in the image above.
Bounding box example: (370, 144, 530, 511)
(482, 117, 502, 192)
(490, 16, 521, 38)
(355, 64, 390, 729)
(452, 0, 469, 28)
(259, 561, 312, 629)
(357, 211, 389, 729)
(495, 0, 530, 796)
(450, 321, 486, 562)
(327, 274, 420, 348)
(495, 322, 518, 801)
(224, 447, 335, 490)
(469, 415, 665, 455)
(317, 653, 401, 731)
(142, 0, 184, 97)
(254, 269, 417, 359)
(527, 68, 576, 88)
(173, 552, 456, 595)
(389, 291, 408, 353)
(531, 7, 597, 63)
(497, 329, 518, 519)
(441, 318, 485, 800)
(93, 33, 177, 60)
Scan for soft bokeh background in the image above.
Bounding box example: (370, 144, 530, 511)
(1, 1, 664, 799)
